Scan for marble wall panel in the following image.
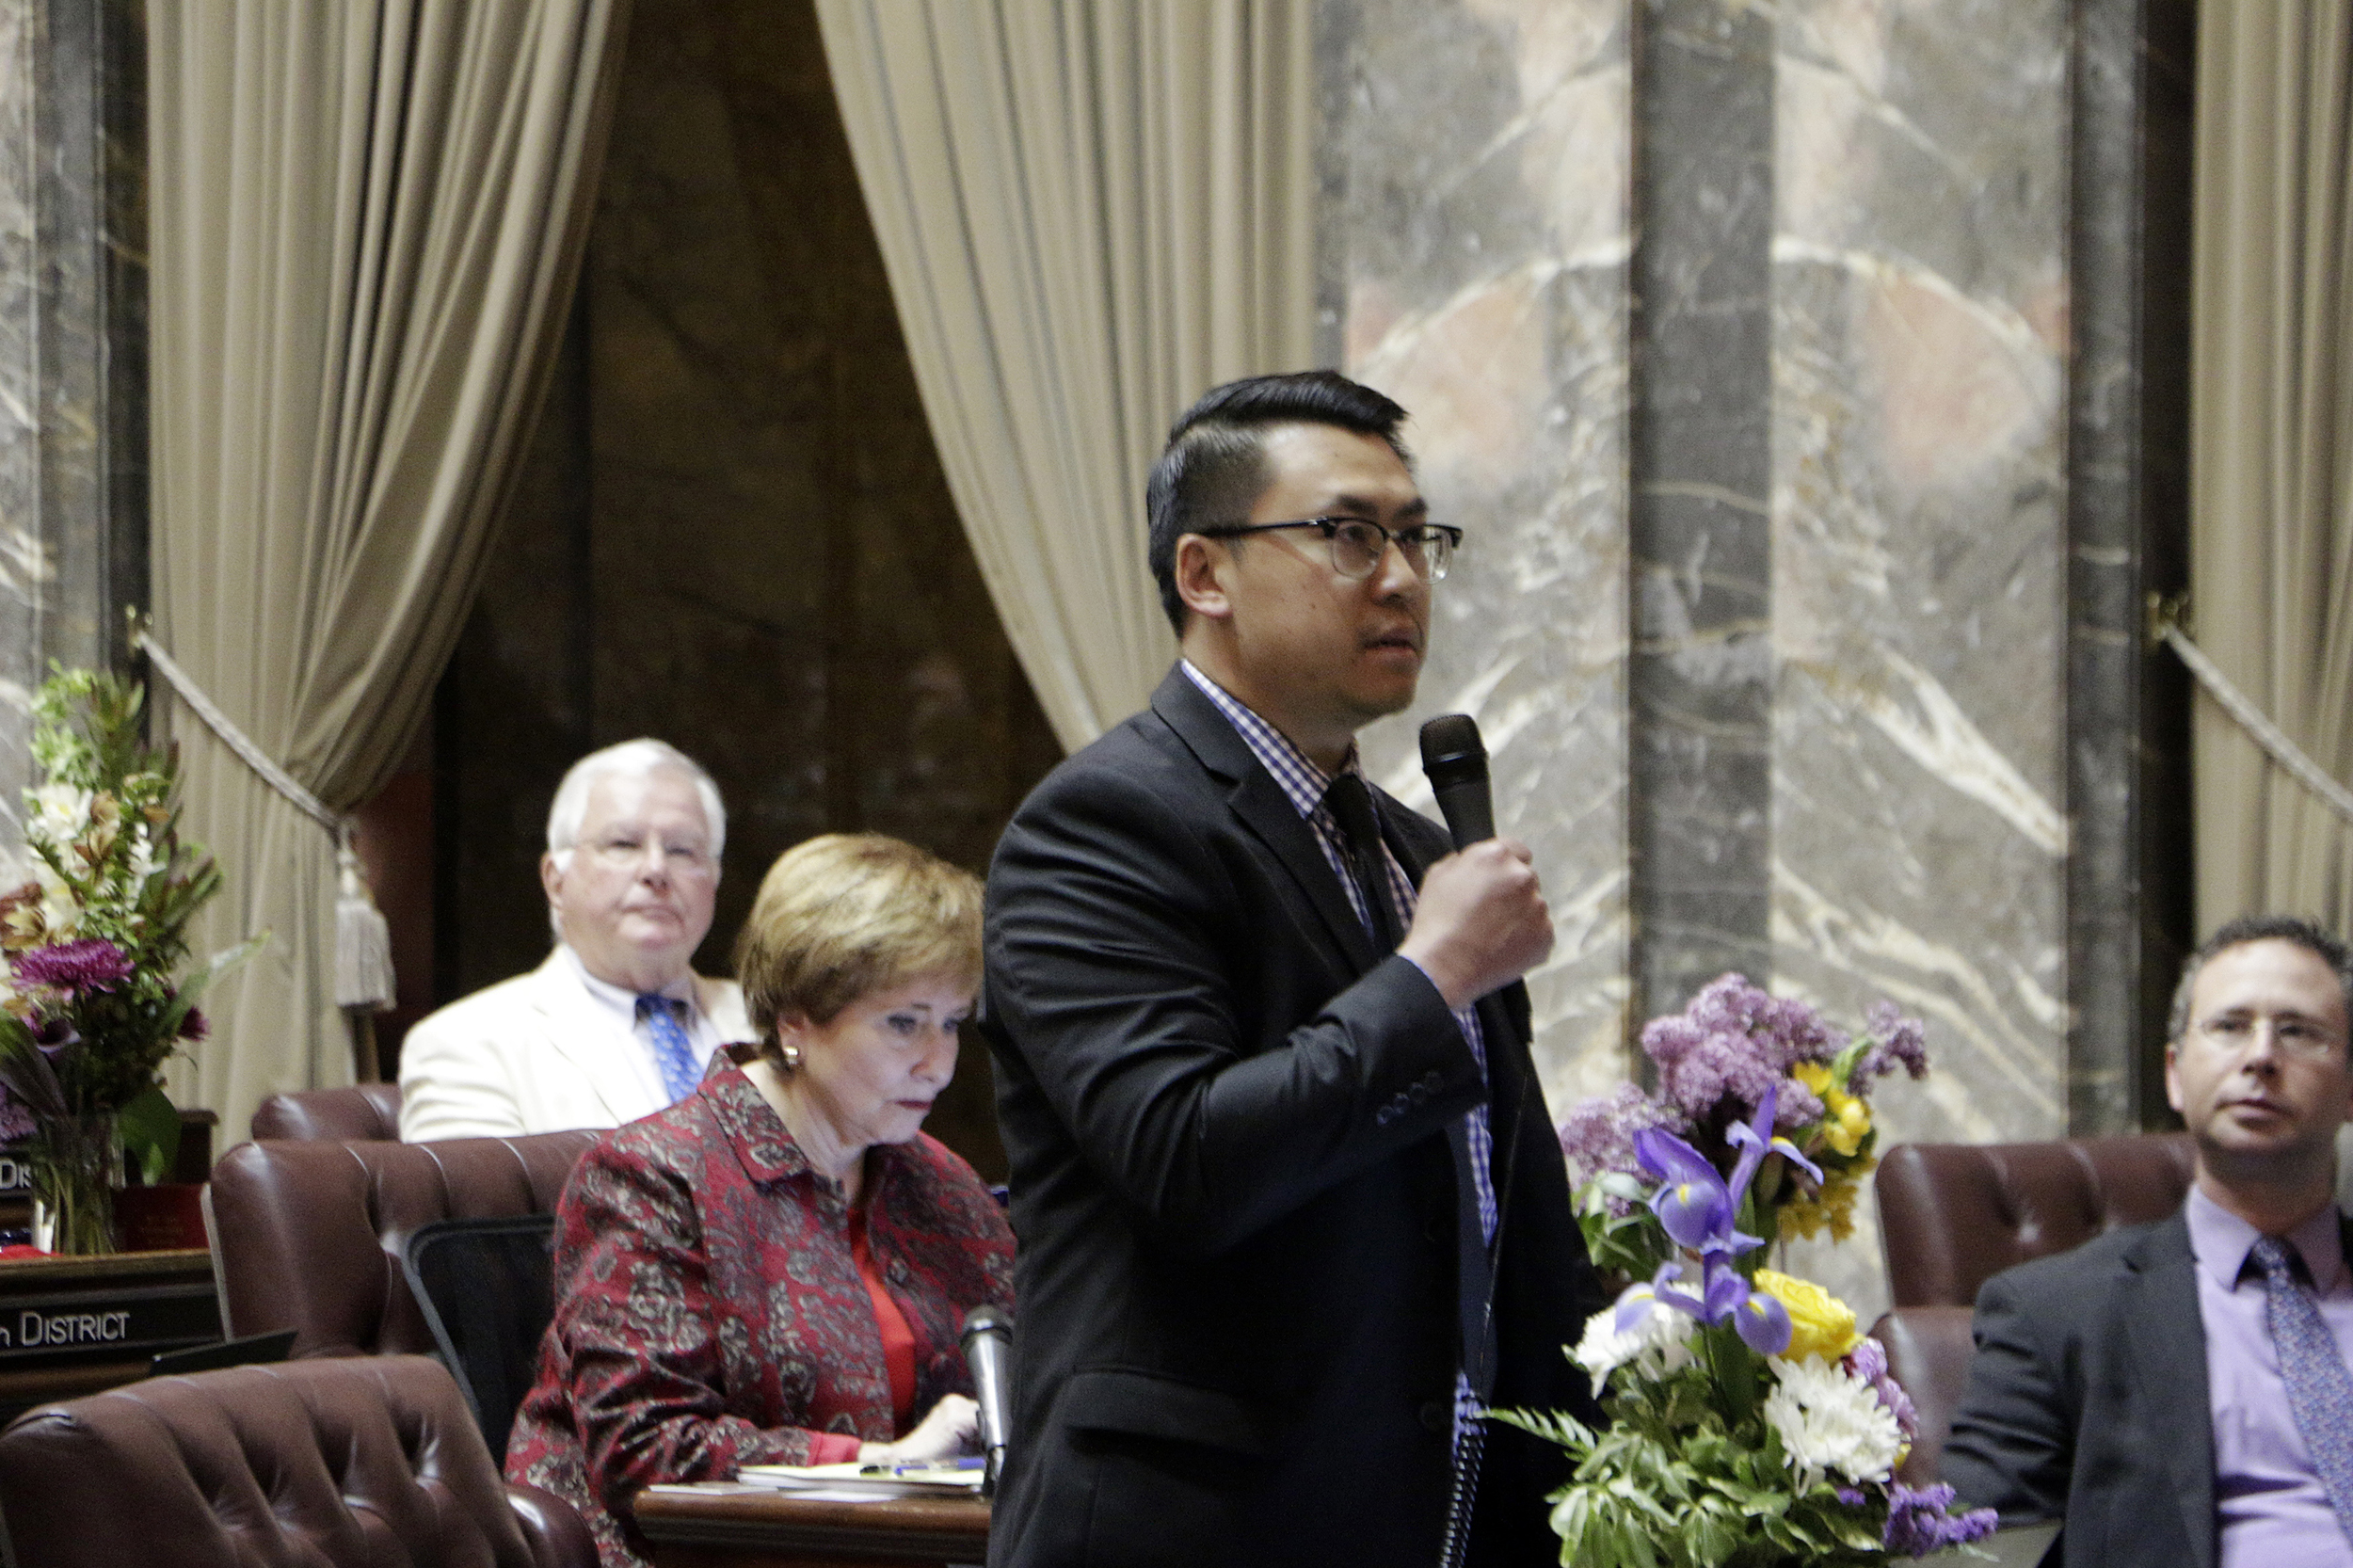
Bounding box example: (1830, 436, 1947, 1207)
(1328, 0, 1633, 1119)
(0, 0, 39, 830)
(1769, 0, 2072, 1318)
(0, 0, 144, 853)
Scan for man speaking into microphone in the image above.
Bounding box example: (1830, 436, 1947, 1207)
(981, 372, 1605, 1568)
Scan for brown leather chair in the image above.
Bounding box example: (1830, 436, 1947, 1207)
(207, 1130, 599, 1358)
(249, 1081, 406, 1142)
(1875, 1132, 2196, 1309)
(0, 1354, 595, 1568)
(1866, 1132, 2196, 1485)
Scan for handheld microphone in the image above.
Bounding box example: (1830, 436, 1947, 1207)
(1418, 713, 1494, 849)
(960, 1305, 1012, 1497)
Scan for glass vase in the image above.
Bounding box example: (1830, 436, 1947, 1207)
(28, 1112, 120, 1256)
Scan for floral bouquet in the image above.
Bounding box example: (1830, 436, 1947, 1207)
(1493, 975, 1998, 1565)
(0, 669, 253, 1252)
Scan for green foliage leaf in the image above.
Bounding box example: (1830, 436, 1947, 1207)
(117, 1082, 181, 1186)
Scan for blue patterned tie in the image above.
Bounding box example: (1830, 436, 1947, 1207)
(638, 995, 700, 1104)
(2251, 1234, 2353, 1543)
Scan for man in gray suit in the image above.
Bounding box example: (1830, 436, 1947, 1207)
(1944, 914, 2353, 1567)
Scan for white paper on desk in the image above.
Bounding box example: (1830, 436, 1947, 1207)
(735, 1462, 984, 1496)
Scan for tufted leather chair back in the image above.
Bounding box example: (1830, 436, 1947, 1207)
(208, 1131, 599, 1358)
(0, 1354, 595, 1568)
(1865, 1132, 2196, 1488)
(1874, 1132, 2196, 1309)
(250, 1082, 406, 1142)
(1867, 1305, 1977, 1487)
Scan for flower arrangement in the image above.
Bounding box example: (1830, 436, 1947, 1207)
(0, 669, 252, 1253)
(1495, 974, 1997, 1565)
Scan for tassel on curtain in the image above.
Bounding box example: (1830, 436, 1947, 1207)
(134, 626, 396, 1062)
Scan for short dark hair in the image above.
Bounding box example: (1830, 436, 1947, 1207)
(2167, 914, 2353, 1043)
(1144, 371, 1412, 634)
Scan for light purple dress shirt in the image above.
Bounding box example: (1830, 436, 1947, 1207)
(2185, 1185, 2353, 1566)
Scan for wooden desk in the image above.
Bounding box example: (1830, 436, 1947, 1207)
(634, 1483, 989, 1568)
(0, 1248, 221, 1423)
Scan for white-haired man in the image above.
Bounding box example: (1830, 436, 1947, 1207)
(398, 739, 751, 1142)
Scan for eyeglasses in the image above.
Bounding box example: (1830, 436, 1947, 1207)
(584, 833, 716, 879)
(2185, 1012, 2346, 1063)
(1197, 516, 1464, 582)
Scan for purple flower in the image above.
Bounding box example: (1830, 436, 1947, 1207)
(0, 1088, 32, 1144)
(1620, 1087, 1822, 1359)
(176, 1006, 208, 1043)
(1641, 973, 1847, 1126)
(1559, 1084, 1683, 1191)
(1636, 1128, 1761, 1256)
(1845, 1337, 1920, 1439)
(1853, 1001, 1930, 1086)
(1731, 1283, 1791, 1354)
(14, 938, 134, 996)
(1881, 1481, 1998, 1558)
(1729, 1085, 1825, 1192)
(1834, 1486, 1866, 1508)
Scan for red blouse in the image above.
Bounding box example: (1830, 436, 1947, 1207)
(504, 1064, 1015, 1568)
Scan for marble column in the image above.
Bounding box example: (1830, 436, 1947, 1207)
(1769, 0, 2073, 1312)
(0, 0, 40, 818)
(1627, 0, 1777, 1029)
(2065, 0, 2197, 1135)
(1320, 0, 2203, 1325)
(0, 0, 147, 839)
(1325, 0, 1638, 1117)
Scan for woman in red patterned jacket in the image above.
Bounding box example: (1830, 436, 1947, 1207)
(506, 833, 1015, 1568)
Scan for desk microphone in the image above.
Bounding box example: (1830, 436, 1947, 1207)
(960, 1306, 1012, 1497)
(1418, 714, 1494, 848)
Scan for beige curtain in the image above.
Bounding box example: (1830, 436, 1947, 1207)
(815, 0, 1317, 751)
(2190, 0, 2353, 932)
(148, 0, 626, 1138)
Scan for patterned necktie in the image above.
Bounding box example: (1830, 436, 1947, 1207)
(638, 995, 700, 1104)
(1321, 774, 1401, 950)
(2251, 1234, 2353, 1543)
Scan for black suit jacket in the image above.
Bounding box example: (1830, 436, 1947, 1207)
(1942, 1211, 2217, 1568)
(980, 668, 1604, 1568)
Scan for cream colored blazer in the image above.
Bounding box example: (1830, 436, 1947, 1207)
(396, 950, 751, 1143)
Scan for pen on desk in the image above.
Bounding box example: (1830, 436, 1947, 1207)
(888, 1457, 985, 1475)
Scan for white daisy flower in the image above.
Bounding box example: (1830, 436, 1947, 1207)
(125, 824, 156, 886)
(25, 784, 91, 853)
(1764, 1355, 1904, 1488)
(1571, 1291, 1697, 1390)
(35, 863, 80, 939)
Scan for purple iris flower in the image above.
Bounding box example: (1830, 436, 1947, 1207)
(1732, 1286, 1791, 1354)
(1634, 1126, 1759, 1254)
(1623, 1084, 1826, 1359)
(1635, 1084, 1822, 1255)
(1727, 1082, 1825, 1192)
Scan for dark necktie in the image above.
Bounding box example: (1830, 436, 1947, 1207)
(1321, 774, 1400, 951)
(2251, 1234, 2353, 1544)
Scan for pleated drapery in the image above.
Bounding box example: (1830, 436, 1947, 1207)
(2188, 1, 2353, 932)
(146, 0, 626, 1138)
(815, 0, 1318, 752)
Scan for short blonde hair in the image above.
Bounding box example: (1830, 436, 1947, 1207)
(733, 834, 984, 1048)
